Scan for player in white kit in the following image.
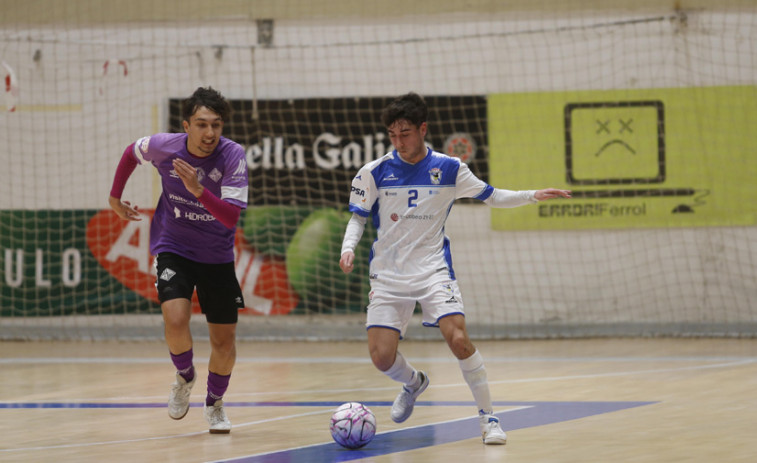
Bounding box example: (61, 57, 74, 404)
(339, 92, 571, 445)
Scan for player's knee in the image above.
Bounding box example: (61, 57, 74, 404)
(369, 348, 395, 372)
(163, 317, 189, 336)
(211, 339, 236, 358)
(447, 332, 474, 358)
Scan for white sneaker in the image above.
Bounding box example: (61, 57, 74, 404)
(391, 371, 429, 423)
(480, 414, 507, 445)
(204, 399, 232, 434)
(168, 372, 196, 420)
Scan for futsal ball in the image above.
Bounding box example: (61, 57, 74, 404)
(329, 402, 377, 449)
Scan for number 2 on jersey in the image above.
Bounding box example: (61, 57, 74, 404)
(408, 189, 418, 208)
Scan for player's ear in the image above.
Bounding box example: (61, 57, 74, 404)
(182, 119, 190, 133)
(419, 122, 427, 137)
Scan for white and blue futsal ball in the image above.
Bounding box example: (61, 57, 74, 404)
(329, 402, 377, 449)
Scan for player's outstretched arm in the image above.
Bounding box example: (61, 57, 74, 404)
(534, 188, 572, 201)
(108, 195, 142, 221)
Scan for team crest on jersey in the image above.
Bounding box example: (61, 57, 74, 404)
(429, 167, 442, 185)
(209, 168, 222, 182)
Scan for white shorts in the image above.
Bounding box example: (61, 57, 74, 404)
(366, 278, 465, 337)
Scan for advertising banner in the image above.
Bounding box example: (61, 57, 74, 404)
(1, 96, 489, 316)
(169, 95, 489, 206)
(489, 86, 757, 230)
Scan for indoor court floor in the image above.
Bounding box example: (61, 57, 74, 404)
(1, 338, 756, 462)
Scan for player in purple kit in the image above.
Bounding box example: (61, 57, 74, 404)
(108, 87, 248, 434)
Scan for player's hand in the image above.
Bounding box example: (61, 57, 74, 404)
(534, 188, 572, 201)
(172, 158, 204, 198)
(340, 251, 355, 274)
(108, 195, 142, 221)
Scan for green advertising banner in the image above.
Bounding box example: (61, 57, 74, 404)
(0, 208, 370, 317)
(489, 86, 757, 230)
(0, 210, 158, 317)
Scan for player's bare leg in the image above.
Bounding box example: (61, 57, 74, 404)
(368, 327, 429, 423)
(367, 326, 400, 371)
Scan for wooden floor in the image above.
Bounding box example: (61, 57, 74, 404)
(1, 338, 756, 462)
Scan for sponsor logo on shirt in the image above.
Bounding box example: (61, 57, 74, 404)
(383, 173, 398, 181)
(351, 186, 366, 197)
(389, 212, 435, 221)
(209, 168, 222, 183)
(181, 212, 217, 222)
(168, 193, 203, 208)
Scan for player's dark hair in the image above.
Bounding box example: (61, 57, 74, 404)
(182, 86, 232, 122)
(381, 92, 428, 128)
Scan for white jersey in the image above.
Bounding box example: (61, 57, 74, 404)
(347, 148, 494, 288)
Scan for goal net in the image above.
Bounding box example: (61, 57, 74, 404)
(2, 1, 756, 340)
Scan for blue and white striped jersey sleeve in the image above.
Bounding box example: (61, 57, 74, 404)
(454, 160, 493, 200)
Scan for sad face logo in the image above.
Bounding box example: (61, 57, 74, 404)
(565, 101, 665, 185)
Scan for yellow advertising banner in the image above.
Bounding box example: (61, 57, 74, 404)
(489, 86, 757, 230)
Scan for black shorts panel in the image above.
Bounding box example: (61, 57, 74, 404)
(155, 252, 244, 324)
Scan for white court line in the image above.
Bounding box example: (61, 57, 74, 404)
(2, 358, 753, 404)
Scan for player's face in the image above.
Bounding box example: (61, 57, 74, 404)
(183, 106, 224, 157)
(387, 119, 427, 163)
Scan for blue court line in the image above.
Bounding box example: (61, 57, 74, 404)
(216, 401, 656, 463)
(1, 400, 655, 462)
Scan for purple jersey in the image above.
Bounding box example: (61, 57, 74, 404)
(132, 133, 248, 264)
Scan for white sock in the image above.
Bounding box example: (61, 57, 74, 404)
(459, 350, 493, 415)
(383, 351, 418, 386)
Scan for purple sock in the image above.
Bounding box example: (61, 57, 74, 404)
(170, 349, 195, 383)
(206, 371, 231, 406)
